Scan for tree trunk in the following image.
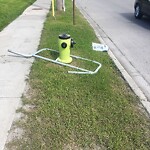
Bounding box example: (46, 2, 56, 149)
(56, 0, 63, 11)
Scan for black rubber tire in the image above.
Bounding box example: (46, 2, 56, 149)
(134, 4, 143, 19)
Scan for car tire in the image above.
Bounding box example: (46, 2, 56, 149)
(134, 4, 143, 19)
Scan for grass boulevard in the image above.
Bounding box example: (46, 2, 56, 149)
(0, 0, 35, 31)
(1, 0, 150, 149)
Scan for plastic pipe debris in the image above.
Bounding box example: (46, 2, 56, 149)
(8, 48, 102, 75)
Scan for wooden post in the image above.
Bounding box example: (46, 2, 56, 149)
(73, 0, 75, 25)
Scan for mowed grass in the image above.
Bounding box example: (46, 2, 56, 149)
(0, 0, 35, 31)
(7, 1, 150, 150)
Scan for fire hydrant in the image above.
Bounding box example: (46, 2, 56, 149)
(57, 33, 75, 63)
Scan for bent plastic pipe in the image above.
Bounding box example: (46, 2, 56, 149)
(8, 48, 102, 75)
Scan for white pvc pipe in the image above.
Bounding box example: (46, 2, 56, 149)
(62, 0, 66, 11)
(8, 48, 102, 75)
(8, 49, 32, 58)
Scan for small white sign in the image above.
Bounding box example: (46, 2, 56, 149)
(92, 42, 109, 52)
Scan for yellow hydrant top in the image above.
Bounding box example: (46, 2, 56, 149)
(57, 34, 74, 64)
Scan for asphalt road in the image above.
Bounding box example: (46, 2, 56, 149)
(76, 0, 150, 100)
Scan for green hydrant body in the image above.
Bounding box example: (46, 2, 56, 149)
(57, 34, 75, 64)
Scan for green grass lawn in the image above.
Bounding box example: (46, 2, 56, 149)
(7, 1, 150, 150)
(0, 0, 35, 31)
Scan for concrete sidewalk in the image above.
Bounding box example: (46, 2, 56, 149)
(0, 0, 51, 149)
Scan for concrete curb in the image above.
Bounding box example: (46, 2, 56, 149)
(0, 0, 51, 149)
(76, 2, 150, 116)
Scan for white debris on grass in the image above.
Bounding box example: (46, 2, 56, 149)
(92, 42, 109, 52)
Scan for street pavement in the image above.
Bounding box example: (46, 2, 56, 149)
(0, 0, 51, 149)
(76, 0, 150, 114)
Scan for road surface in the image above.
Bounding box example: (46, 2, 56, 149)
(76, 0, 150, 101)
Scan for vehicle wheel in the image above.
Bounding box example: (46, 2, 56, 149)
(134, 4, 143, 19)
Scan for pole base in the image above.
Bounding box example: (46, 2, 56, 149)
(57, 57, 72, 64)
